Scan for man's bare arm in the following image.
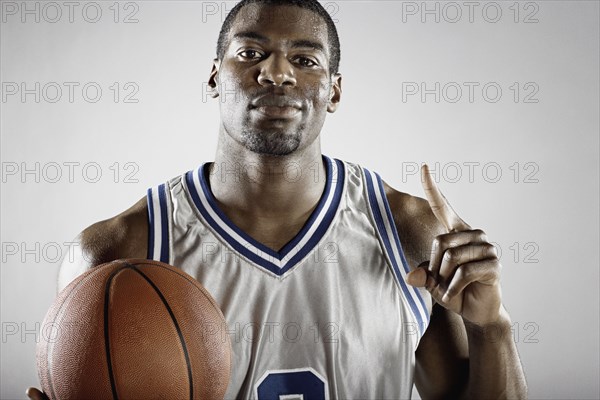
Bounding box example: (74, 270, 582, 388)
(385, 181, 527, 399)
(27, 197, 150, 399)
(57, 197, 148, 292)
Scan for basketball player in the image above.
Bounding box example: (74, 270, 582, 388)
(28, 0, 527, 398)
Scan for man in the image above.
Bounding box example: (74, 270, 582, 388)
(28, 0, 527, 398)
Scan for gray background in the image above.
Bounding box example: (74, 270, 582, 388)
(1, 1, 598, 399)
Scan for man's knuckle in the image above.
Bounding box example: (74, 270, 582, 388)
(461, 265, 474, 280)
(432, 236, 444, 247)
(484, 242, 498, 258)
(445, 247, 459, 261)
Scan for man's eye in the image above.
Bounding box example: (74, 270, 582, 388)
(239, 50, 263, 60)
(294, 57, 317, 68)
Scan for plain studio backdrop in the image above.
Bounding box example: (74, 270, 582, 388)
(1, 1, 598, 399)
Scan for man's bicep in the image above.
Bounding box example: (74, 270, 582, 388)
(415, 304, 469, 399)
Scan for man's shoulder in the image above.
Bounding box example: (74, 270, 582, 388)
(81, 197, 149, 261)
(58, 197, 148, 290)
(334, 157, 443, 249)
(380, 180, 444, 264)
(381, 180, 434, 225)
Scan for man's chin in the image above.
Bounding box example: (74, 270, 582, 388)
(240, 130, 302, 156)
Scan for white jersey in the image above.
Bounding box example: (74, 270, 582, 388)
(147, 155, 432, 399)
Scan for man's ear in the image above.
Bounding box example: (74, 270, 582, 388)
(327, 72, 342, 113)
(207, 58, 220, 98)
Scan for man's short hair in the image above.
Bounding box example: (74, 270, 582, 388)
(216, 0, 341, 75)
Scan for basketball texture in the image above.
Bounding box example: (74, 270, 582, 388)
(36, 259, 231, 400)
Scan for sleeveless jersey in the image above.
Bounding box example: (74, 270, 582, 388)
(146, 155, 432, 399)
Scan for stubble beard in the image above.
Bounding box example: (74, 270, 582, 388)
(239, 125, 304, 156)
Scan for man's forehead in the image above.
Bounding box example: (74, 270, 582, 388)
(228, 4, 329, 46)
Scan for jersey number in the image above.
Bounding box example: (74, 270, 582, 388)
(256, 369, 328, 400)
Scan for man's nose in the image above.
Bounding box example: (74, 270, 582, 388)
(257, 55, 297, 87)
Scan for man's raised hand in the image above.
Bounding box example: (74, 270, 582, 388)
(406, 164, 504, 326)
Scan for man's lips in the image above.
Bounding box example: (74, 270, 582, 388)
(250, 94, 302, 109)
(250, 95, 302, 119)
(251, 105, 301, 118)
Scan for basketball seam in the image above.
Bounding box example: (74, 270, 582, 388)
(127, 259, 227, 322)
(130, 264, 194, 400)
(121, 259, 231, 392)
(45, 264, 112, 400)
(104, 263, 133, 400)
(45, 259, 215, 400)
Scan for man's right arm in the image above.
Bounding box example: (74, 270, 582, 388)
(58, 197, 149, 292)
(27, 197, 149, 399)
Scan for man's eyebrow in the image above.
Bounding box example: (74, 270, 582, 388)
(232, 32, 325, 53)
(232, 31, 269, 43)
(290, 40, 325, 53)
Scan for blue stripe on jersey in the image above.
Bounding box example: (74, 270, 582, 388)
(363, 169, 428, 337)
(146, 184, 170, 263)
(184, 156, 345, 276)
(281, 159, 345, 271)
(185, 170, 282, 275)
(157, 184, 170, 263)
(146, 188, 155, 260)
(198, 164, 280, 260)
(201, 156, 334, 260)
(374, 173, 429, 321)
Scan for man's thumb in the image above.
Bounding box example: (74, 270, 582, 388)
(26, 387, 49, 400)
(406, 261, 429, 287)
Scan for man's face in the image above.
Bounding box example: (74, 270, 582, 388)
(210, 4, 341, 156)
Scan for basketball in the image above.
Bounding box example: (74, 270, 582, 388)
(36, 259, 231, 400)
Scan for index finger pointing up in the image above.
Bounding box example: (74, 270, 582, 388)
(421, 164, 470, 233)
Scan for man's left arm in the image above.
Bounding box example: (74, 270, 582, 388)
(414, 299, 527, 399)
(386, 166, 527, 399)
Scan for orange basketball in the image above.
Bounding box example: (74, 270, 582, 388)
(36, 259, 231, 400)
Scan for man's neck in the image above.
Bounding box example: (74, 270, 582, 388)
(208, 134, 327, 250)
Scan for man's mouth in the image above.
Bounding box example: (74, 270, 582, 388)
(250, 95, 302, 119)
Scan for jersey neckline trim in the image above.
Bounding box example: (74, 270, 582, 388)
(184, 155, 345, 276)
